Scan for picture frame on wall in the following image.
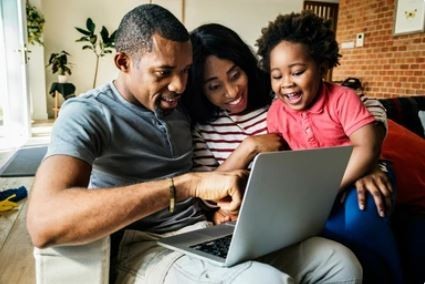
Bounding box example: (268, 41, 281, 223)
(393, 0, 425, 35)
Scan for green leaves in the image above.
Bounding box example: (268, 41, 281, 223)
(75, 18, 116, 57)
(46, 50, 72, 76)
(86, 18, 96, 33)
(26, 2, 45, 46)
(74, 18, 117, 87)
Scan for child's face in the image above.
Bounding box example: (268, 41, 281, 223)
(269, 41, 322, 111)
(202, 55, 249, 114)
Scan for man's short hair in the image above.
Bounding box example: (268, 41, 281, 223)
(115, 4, 189, 55)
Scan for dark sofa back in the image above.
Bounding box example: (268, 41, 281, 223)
(378, 96, 425, 138)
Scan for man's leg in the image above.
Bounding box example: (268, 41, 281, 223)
(114, 227, 293, 284)
(34, 237, 110, 284)
(114, 224, 361, 284)
(259, 237, 363, 284)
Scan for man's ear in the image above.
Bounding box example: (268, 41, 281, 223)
(114, 52, 131, 72)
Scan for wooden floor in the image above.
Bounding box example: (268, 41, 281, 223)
(0, 177, 35, 284)
(0, 120, 52, 284)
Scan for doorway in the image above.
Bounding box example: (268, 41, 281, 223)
(0, 0, 31, 148)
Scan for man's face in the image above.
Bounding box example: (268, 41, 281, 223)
(122, 33, 192, 112)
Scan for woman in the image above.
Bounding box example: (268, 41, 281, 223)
(182, 23, 401, 283)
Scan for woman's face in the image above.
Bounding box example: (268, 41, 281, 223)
(202, 55, 249, 114)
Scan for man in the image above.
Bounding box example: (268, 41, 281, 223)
(27, 4, 362, 283)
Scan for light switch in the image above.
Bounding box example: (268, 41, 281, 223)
(356, 33, 364, 47)
(341, 41, 355, 49)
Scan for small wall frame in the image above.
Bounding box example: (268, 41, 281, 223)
(393, 0, 425, 36)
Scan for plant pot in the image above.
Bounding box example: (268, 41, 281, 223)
(58, 75, 68, 83)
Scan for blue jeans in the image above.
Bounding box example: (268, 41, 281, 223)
(323, 171, 403, 284)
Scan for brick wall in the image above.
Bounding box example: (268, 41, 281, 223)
(333, 0, 425, 98)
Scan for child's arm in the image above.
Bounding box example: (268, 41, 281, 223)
(341, 123, 381, 189)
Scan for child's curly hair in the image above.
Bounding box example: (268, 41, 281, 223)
(256, 11, 341, 72)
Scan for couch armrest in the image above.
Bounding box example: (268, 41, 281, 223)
(33, 237, 110, 284)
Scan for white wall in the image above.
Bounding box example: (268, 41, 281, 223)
(25, 0, 48, 121)
(184, 0, 302, 47)
(40, 0, 304, 116)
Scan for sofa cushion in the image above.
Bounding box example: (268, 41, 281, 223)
(379, 97, 425, 138)
(382, 120, 425, 211)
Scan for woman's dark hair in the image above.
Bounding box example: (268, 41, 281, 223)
(182, 23, 271, 125)
(256, 11, 340, 72)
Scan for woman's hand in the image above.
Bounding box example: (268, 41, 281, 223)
(244, 133, 287, 156)
(217, 134, 287, 172)
(354, 166, 393, 217)
(212, 209, 238, 225)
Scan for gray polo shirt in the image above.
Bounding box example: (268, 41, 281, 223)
(47, 82, 206, 233)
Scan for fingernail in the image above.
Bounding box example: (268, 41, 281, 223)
(379, 211, 385, 217)
(359, 204, 364, 210)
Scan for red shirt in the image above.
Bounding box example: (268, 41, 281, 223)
(267, 82, 375, 150)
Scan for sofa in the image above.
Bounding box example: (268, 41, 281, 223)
(378, 96, 425, 138)
(376, 95, 425, 284)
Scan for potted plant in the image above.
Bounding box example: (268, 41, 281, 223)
(75, 18, 116, 88)
(46, 50, 72, 83)
(26, 1, 45, 46)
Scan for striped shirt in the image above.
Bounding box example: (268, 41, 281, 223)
(192, 96, 387, 171)
(192, 106, 269, 171)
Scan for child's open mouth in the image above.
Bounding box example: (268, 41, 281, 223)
(284, 91, 302, 105)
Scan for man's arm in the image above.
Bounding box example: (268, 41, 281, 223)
(26, 155, 246, 248)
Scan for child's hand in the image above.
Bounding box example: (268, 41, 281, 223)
(354, 168, 393, 217)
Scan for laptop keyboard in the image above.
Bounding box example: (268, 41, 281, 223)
(190, 234, 232, 258)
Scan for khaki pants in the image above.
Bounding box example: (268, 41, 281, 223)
(34, 237, 110, 284)
(114, 221, 362, 284)
(34, 222, 362, 284)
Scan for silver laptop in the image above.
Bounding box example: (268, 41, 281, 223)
(158, 146, 352, 267)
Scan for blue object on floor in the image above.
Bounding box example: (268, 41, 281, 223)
(0, 186, 28, 202)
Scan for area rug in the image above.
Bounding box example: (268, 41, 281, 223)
(0, 145, 47, 177)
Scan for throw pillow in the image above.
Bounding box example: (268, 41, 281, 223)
(382, 120, 425, 211)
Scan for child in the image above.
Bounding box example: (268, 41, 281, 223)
(257, 11, 402, 283)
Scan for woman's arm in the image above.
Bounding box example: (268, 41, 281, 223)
(217, 133, 286, 171)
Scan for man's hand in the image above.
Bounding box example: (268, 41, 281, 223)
(188, 170, 248, 214)
(354, 167, 393, 217)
